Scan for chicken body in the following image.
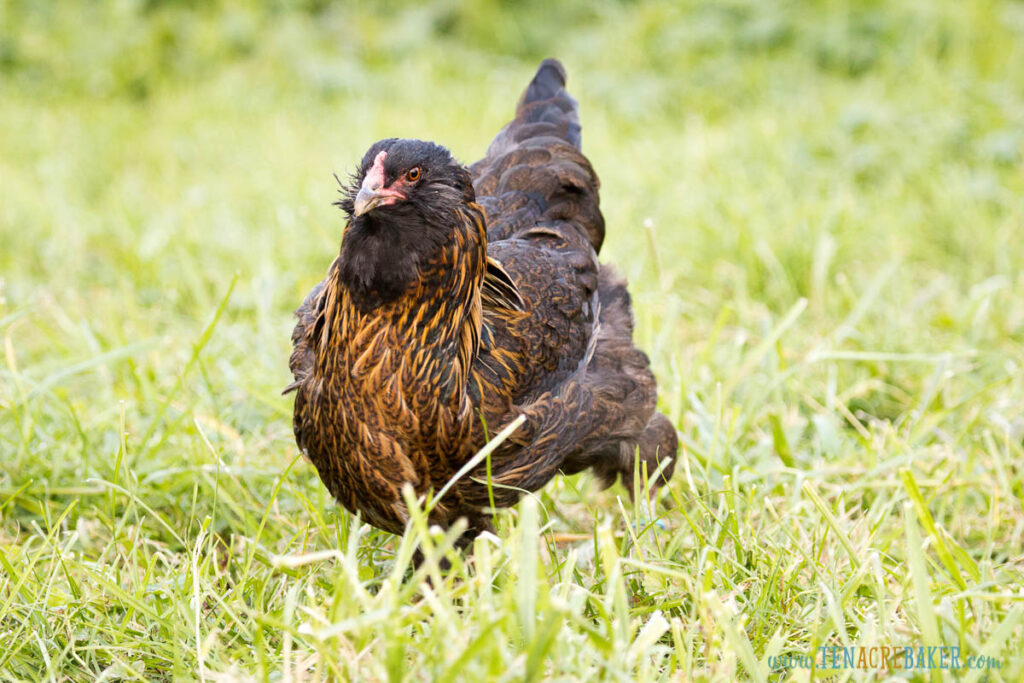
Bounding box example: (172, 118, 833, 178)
(289, 59, 677, 538)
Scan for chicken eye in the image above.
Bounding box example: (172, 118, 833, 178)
(406, 167, 421, 182)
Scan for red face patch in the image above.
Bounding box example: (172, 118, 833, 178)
(364, 150, 388, 190)
(353, 149, 406, 215)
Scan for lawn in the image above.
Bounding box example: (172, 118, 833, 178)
(1, 0, 1023, 680)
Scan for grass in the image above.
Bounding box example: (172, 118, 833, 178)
(2, 0, 1023, 679)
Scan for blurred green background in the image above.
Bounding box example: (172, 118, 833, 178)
(4, 0, 1023, 410)
(3, 0, 1022, 463)
(2, 0, 1024, 678)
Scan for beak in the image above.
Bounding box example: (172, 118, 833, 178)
(353, 180, 404, 216)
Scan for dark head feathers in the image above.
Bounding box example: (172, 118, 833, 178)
(335, 139, 474, 218)
(333, 139, 477, 309)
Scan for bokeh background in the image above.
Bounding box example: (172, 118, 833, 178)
(2, 0, 1023, 679)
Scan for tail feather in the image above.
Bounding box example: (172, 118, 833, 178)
(470, 58, 603, 252)
(519, 59, 568, 108)
(514, 58, 581, 150)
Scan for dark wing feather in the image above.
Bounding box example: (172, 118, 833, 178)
(481, 257, 525, 313)
(284, 272, 329, 395)
(469, 58, 602, 407)
(463, 58, 676, 506)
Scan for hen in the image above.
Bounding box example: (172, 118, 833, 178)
(288, 59, 676, 541)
